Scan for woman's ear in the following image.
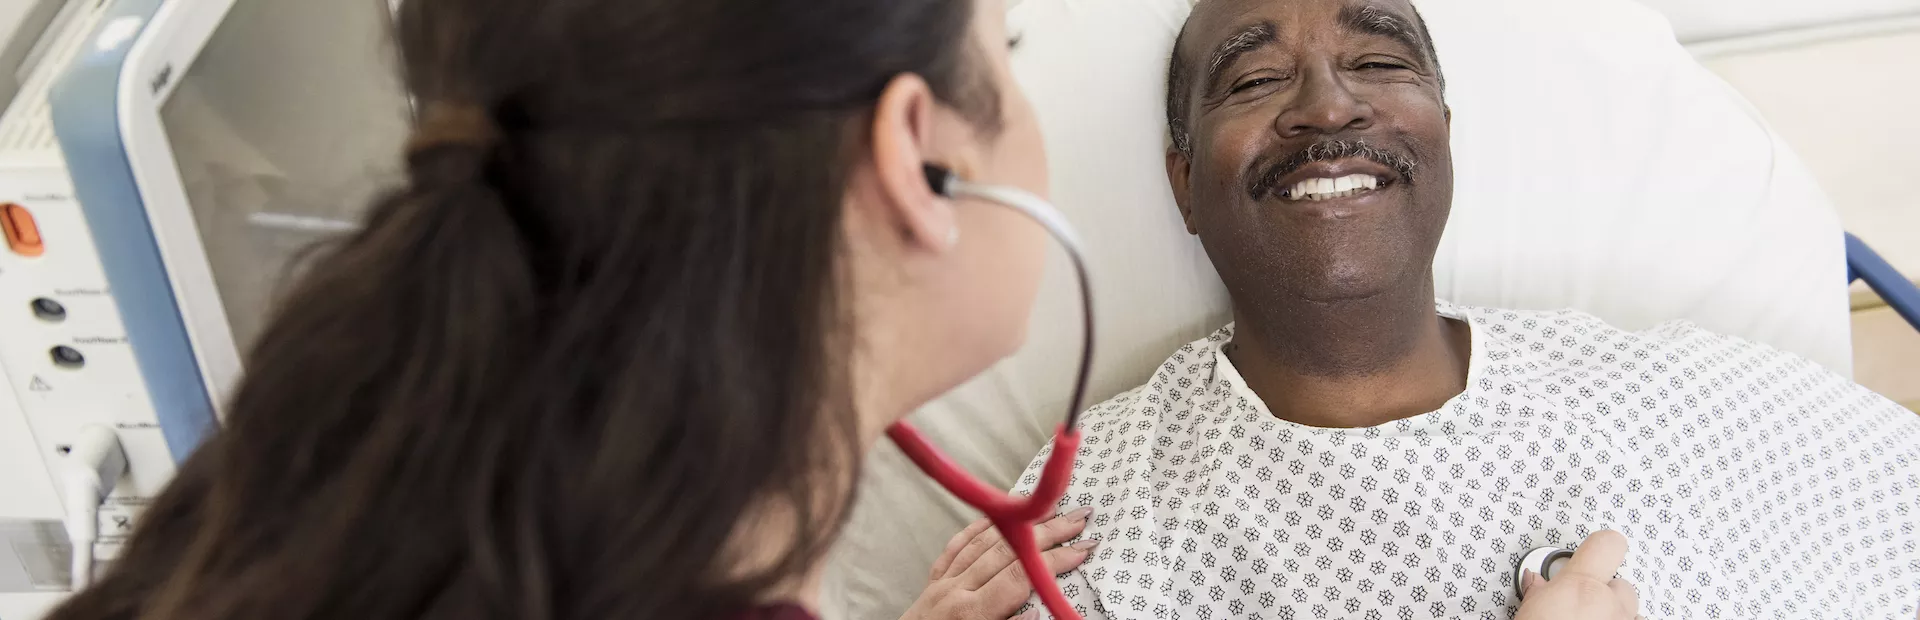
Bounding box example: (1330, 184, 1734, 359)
(866, 74, 960, 253)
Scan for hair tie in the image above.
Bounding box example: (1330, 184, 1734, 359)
(407, 101, 501, 156)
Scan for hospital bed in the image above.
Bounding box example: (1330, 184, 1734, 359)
(823, 0, 1920, 618)
(0, 0, 1912, 618)
(1854, 235, 1920, 333)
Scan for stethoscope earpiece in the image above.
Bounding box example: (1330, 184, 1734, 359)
(923, 163, 957, 197)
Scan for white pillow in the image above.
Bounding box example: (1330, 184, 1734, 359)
(823, 1, 1849, 618)
(1426, 0, 1851, 378)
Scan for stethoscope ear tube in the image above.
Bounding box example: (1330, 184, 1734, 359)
(921, 164, 1094, 428)
(890, 164, 1095, 620)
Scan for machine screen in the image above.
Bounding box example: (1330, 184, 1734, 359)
(157, 0, 411, 355)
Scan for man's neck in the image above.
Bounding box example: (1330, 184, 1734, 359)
(1224, 283, 1472, 428)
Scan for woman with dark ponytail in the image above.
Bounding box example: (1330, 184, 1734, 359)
(50, 0, 1064, 618)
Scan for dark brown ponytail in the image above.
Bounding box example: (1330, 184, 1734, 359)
(47, 0, 1000, 618)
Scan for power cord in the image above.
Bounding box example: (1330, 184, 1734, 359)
(61, 425, 126, 590)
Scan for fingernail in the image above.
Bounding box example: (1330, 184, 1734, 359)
(1066, 507, 1093, 522)
(1071, 539, 1100, 551)
(1520, 569, 1538, 594)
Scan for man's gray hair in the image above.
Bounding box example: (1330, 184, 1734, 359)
(1165, 1, 1446, 157)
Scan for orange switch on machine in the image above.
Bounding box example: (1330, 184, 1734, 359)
(1, 202, 43, 257)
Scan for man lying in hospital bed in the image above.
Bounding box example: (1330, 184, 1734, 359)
(1006, 0, 1920, 617)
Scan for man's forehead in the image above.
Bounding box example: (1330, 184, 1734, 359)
(1186, 0, 1419, 41)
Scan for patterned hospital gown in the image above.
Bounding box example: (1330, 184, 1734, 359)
(1013, 302, 1920, 619)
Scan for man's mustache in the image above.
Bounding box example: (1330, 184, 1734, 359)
(1248, 139, 1419, 200)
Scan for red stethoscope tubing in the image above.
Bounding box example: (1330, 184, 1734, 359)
(888, 422, 1084, 620)
(901, 165, 1095, 620)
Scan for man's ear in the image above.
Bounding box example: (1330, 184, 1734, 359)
(866, 74, 958, 253)
(1166, 148, 1198, 235)
(1444, 105, 1452, 125)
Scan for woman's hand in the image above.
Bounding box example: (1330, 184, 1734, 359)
(899, 508, 1098, 620)
(1514, 530, 1643, 620)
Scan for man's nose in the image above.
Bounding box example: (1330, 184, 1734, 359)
(1274, 66, 1373, 137)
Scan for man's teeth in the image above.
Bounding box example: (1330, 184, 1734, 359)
(1281, 174, 1381, 201)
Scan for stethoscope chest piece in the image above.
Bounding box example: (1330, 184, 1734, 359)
(1513, 546, 1575, 597)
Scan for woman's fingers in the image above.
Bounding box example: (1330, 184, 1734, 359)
(1561, 530, 1628, 582)
(975, 538, 1101, 618)
(1609, 577, 1639, 617)
(1035, 508, 1094, 548)
(932, 518, 995, 581)
(908, 514, 1098, 620)
(943, 519, 1011, 581)
(1512, 532, 1639, 620)
(958, 509, 1093, 589)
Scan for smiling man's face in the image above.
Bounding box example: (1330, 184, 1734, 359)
(1167, 0, 1452, 305)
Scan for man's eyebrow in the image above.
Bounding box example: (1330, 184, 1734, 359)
(1203, 21, 1277, 91)
(1339, 4, 1424, 58)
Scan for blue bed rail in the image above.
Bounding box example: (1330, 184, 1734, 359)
(1847, 233, 1920, 332)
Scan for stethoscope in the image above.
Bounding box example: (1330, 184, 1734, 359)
(886, 164, 1095, 620)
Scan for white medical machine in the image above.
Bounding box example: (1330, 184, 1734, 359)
(0, 0, 407, 616)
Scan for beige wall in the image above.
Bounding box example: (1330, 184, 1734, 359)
(1646, 0, 1920, 42)
(1854, 306, 1920, 407)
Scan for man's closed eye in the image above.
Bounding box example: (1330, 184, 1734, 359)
(1232, 77, 1282, 94)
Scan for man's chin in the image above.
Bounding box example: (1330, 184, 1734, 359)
(1288, 266, 1408, 305)
(1294, 284, 1397, 305)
